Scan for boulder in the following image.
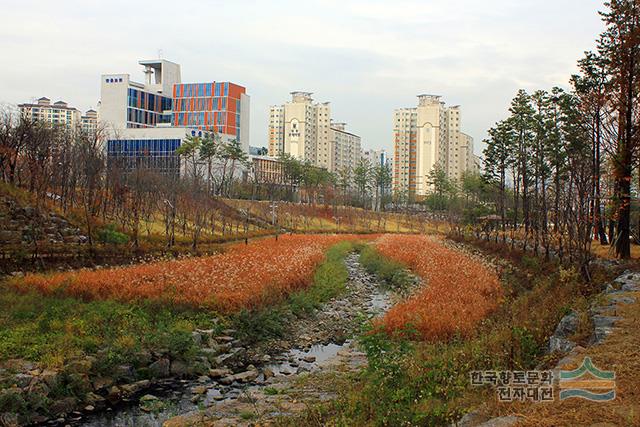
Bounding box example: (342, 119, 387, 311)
(0, 412, 19, 427)
(170, 360, 188, 377)
(208, 368, 231, 379)
(114, 364, 135, 381)
(92, 377, 114, 391)
(83, 392, 106, 408)
(592, 315, 621, 329)
(121, 379, 150, 396)
(50, 397, 77, 416)
(609, 295, 636, 305)
(548, 312, 578, 353)
(13, 373, 33, 388)
(191, 332, 203, 346)
(107, 386, 122, 403)
(148, 358, 170, 378)
(233, 370, 259, 383)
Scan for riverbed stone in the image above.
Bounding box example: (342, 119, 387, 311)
(50, 397, 77, 416)
(233, 369, 259, 383)
(208, 368, 231, 379)
(170, 360, 188, 377)
(191, 385, 207, 395)
(263, 367, 275, 380)
(92, 377, 114, 391)
(148, 358, 170, 378)
(219, 375, 235, 385)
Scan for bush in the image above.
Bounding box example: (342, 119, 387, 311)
(97, 224, 129, 245)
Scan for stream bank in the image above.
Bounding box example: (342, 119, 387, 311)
(66, 252, 414, 427)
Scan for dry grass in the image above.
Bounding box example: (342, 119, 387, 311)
(375, 234, 502, 341)
(590, 241, 640, 260)
(12, 234, 370, 313)
(485, 290, 640, 426)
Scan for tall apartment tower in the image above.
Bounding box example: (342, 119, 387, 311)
(331, 122, 361, 175)
(269, 92, 360, 174)
(393, 95, 474, 196)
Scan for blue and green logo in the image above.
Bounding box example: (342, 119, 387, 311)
(559, 357, 615, 401)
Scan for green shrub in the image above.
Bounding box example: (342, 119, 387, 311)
(97, 224, 129, 245)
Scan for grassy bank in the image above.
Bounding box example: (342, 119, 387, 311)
(356, 243, 415, 292)
(0, 290, 216, 370)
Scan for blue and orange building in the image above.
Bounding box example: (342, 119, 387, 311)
(99, 59, 250, 176)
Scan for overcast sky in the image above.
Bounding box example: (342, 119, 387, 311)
(0, 0, 605, 155)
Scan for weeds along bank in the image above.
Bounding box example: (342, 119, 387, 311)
(10, 234, 370, 313)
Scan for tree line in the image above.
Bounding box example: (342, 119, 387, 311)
(0, 107, 396, 251)
(479, 0, 639, 270)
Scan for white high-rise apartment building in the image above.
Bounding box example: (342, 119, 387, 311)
(393, 94, 475, 196)
(269, 92, 361, 174)
(362, 148, 391, 169)
(331, 122, 361, 175)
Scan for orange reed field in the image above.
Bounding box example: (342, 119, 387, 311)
(14, 234, 368, 313)
(376, 234, 502, 341)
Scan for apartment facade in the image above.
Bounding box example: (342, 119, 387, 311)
(393, 94, 474, 196)
(18, 97, 97, 133)
(248, 155, 285, 185)
(362, 148, 391, 169)
(99, 59, 250, 176)
(268, 92, 360, 175)
(330, 122, 361, 175)
(81, 110, 98, 136)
